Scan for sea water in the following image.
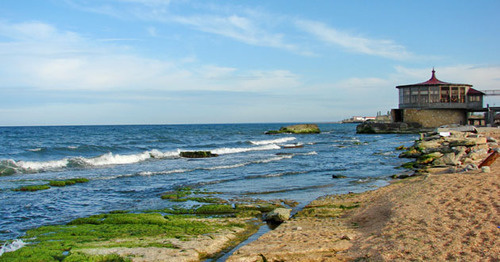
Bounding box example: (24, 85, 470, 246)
(0, 123, 417, 242)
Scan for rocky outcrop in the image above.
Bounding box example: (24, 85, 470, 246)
(356, 122, 429, 134)
(263, 208, 292, 223)
(398, 130, 498, 174)
(266, 124, 320, 134)
(180, 151, 218, 158)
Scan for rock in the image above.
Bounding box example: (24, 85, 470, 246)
(467, 149, 489, 160)
(266, 124, 320, 134)
(440, 153, 460, 166)
(180, 151, 218, 158)
(487, 137, 498, 143)
(464, 163, 478, 171)
(331, 174, 347, 179)
(481, 166, 491, 173)
(356, 122, 427, 134)
(263, 208, 291, 223)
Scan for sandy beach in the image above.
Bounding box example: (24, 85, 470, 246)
(228, 132, 500, 261)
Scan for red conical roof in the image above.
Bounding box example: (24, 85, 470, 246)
(416, 69, 451, 85)
(396, 69, 472, 88)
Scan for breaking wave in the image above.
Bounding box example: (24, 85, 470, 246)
(1, 143, 284, 175)
(0, 149, 182, 175)
(211, 144, 280, 155)
(249, 137, 296, 145)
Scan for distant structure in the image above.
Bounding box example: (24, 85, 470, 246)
(391, 69, 485, 127)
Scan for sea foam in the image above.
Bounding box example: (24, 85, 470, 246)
(0, 239, 26, 256)
(212, 144, 280, 155)
(249, 137, 296, 145)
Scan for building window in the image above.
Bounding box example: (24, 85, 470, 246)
(411, 87, 419, 104)
(430, 86, 440, 103)
(451, 87, 459, 103)
(469, 95, 481, 102)
(403, 88, 410, 104)
(459, 87, 465, 103)
(419, 87, 429, 103)
(440, 87, 450, 103)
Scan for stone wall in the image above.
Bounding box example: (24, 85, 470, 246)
(402, 109, 467, 128)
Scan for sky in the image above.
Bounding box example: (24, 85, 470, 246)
(1, 0, 500, 126)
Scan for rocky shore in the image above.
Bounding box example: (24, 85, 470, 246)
(227, 127, 500, 261)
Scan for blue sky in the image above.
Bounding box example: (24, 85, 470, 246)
(1, 0, 500, 126)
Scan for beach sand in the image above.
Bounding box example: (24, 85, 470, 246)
(228, 156, 499, 261)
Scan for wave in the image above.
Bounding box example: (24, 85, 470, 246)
(27, 148, 44, 152)
(1, 143, 284, 175)
(0, 239, 25, 256)
(249, 137, 296, 145)
(211, 144, 280, 155)
(0, 149, 182, 174)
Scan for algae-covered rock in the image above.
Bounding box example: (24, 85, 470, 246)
(263, 208, 291, 223)
(180, 151, 218, 158)
(266, 124, 320, 134)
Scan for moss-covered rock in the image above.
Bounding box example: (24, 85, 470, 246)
(13, 184, 51, 192)
(266, 124, 320, 134)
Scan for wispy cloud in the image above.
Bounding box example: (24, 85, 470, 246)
(0, 21, 299, 93)
(295, 19, 415, 60)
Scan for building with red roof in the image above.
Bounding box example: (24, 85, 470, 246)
(392, 69, 485, 127)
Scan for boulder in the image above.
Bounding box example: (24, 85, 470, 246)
(263, 208, 291, 223)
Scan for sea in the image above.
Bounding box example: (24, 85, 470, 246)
(0, 123, 417, 243)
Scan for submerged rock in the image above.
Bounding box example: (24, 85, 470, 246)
(266, 124, 320, 134)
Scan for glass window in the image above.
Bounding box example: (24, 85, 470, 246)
(459, 87, 465, 103)
(430, 87, 440, 103)
(403, 88, 410, 104)
(451, 87, 459, 103)
(440, 87, 450, 103)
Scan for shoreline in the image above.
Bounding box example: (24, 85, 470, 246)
(227, 129, 500, 261)
(227, 166, 499, 261)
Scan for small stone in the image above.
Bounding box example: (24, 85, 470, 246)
(341, 235, 352, 240)
(481, 166, 491, 173)
(294, 226, 302, 231)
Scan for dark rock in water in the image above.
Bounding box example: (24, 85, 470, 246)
(263, 208, 291, 223)
(356, 122, 428, 134)
(331, 174, 347, 179)
(276, 153, 294, 156)
(266, 124, 320, 134)
(180, 151, 218, 158)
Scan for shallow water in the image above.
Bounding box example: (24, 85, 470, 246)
(0, 123, 417, 241)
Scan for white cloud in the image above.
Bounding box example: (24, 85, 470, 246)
(0, 21, 299, 93)
(295, 20, 415, 60)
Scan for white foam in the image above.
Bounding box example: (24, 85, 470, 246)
(0, 239, 26, 256)
(249, 137, 296, 145)
(212, 144, 280, 155)
(17, 159, 69, 171)
(27, 148, 43, 152)
(204, 163, 247, 170)
(13, 149, 182, 173)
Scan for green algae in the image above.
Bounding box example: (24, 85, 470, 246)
(0, 212, 246, 261)
(13, 178, 89, 192)
(13, 184, 51, 192)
